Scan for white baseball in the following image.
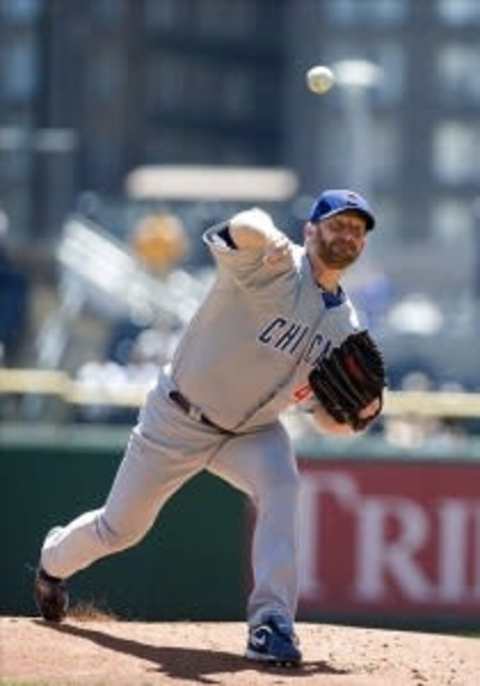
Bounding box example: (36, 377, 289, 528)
(306, 65, 335, 95)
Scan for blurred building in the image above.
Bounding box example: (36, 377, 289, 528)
(0, 0, 479, 294)
(0, 0, 285, 248)
(286, 0, 480, 295)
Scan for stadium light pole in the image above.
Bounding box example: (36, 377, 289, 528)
(332, 60, 383, 198)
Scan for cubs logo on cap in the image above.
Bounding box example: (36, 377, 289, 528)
(309, 189, 376, 231)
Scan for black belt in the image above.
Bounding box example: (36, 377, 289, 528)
(169, 390, 228, 432)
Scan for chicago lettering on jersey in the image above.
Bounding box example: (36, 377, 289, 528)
(258, 316, 332, 364)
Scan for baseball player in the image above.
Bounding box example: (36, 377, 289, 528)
(34, 189, 385, 666)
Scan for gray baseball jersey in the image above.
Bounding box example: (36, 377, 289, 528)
(169, 218, 360, 431)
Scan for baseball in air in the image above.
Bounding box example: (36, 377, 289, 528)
(306, 65, 335, 95)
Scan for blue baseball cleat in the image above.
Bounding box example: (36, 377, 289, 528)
(245, 614, 302, 666)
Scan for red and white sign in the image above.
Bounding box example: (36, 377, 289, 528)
(298, 459, 480, 617)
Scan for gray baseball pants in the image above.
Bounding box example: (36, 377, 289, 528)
(41, 375, 301, 628)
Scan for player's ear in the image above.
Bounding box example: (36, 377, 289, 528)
(304, 221, 315, 241)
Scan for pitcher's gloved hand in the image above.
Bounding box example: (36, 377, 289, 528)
(308, 330, 386, 432)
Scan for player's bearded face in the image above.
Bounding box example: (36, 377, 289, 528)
(309, 213, 367, 269)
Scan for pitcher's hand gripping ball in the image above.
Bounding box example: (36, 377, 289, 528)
(309, 330, 386, 431)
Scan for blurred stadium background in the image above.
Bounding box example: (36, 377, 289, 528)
(1, 0, 480, 443)
(1, 0, 480, 625)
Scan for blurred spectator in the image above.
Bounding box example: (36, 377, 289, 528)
(74, 212, 191, 423)
(348, 265, 395, 331)
(131, 212, 190, 275)
(385, 414, 467, 450)
(384, 370, 468, 449)
(387, 293, 444, 336)
(0, 208, 30, 366)
(75, 326, 182, 425)
(106, 212, 189, 365)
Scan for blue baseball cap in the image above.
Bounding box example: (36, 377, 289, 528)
(309, 189, 376, 231)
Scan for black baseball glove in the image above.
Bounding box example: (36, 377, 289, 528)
(308, 330, 386, 432)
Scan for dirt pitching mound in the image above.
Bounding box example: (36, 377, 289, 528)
(1, 617, 477, 685)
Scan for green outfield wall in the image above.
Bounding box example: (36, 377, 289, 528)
(2, 424, 480, 626)
(1, 425, 248, 620)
